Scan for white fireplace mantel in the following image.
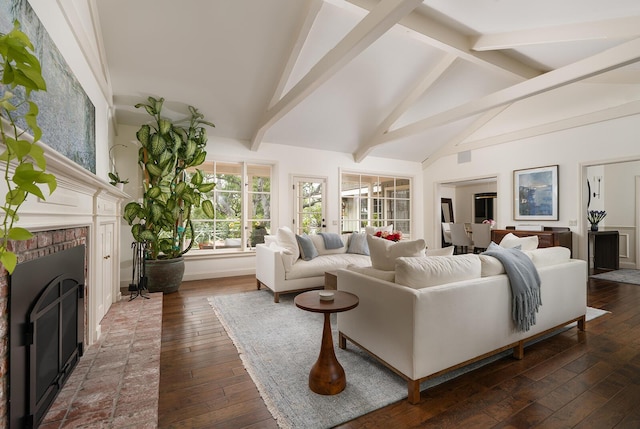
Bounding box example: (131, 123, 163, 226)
(9, 142, 129, 345)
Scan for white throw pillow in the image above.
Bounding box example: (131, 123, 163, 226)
(367, 235, 425, 271)
(365, 224, 393, 236)
(263, 235, 278, 246)
(499, 232, 539, 250)
(426, 246, 455, 256)
(268, 242, 292, 254)
(347, 265, 395, 282)
(529, 246, 570, 267)
(395, 254, 481, 289)
(276, 227, 300, 272)
(479, 254, 505, 277)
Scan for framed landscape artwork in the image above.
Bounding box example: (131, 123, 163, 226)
(0, 0, 96, 173)
(513, 165, 558, 221)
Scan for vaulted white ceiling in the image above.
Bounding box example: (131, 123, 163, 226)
(87, 0, 640, 165)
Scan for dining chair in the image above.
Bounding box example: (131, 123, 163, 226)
(450, 223, 473, 254)
(471, 223, 492, 253)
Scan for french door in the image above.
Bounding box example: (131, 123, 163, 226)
(292, 176, 326, 235)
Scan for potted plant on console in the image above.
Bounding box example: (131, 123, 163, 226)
(123, 96, 215, 293)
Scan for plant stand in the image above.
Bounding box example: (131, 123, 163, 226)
(129, 242, 150, 301)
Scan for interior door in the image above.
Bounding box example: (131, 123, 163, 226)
(98, 223, 114, 322)
(292, 176, 326, 235)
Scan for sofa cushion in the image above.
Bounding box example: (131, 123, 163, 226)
(347, 232, 369, 255)
(395, 254, 481, 289)
(309, 234, 349, 256)
(426, 246, 454, 256)
(367, 235, 426, 271)
(347, 264, 395, 282)
(365, 224, 393, 236)
(499, 233, 539, 250)
(285, 254, 370, 280)
(276, 227, 299, 272)
(296, 234, 318, 261)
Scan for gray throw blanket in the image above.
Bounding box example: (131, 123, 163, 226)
(482, 242, 541, 332)
(318, 232, 344, 249)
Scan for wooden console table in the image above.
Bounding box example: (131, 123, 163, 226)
(588, 230, 619, 272)
(491, 227, 572, 255)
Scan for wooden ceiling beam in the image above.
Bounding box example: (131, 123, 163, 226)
(421, 105, 509, 167)
(447, 100, 640, 155)
(250, 0, 423, 152)
(359, 53, 457, 157)
(347, 0, 541, 80)
(355, 36, 640, 161)
(473, 16, 640, 51)
(251, 0, 323, 151)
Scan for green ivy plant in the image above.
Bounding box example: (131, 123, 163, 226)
(123, 96, 215, 260)
(0, 21, 57, 273)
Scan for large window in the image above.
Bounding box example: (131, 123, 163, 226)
(187, 161, 272, 251)
(341, 172, 411, 238)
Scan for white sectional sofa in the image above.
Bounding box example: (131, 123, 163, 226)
(336, 246, 587, 404)
(255, 228, 372, 302)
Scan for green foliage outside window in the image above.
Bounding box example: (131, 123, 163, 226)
(188, 162, 271, 249)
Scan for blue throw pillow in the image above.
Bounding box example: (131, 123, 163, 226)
(296, 234, 318, 261)
(347, 232, 369, 255)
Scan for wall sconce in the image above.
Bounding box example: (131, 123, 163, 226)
(592, 176, 602, 199)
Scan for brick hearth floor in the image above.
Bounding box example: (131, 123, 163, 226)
(40, 292, 162, 429)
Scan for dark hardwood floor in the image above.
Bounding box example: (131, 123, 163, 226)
(158, 275, 640, 429)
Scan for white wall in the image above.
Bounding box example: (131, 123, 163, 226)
(602, 160, 640, 268)
(424, 114, 640, 261)
(115, 127, 424, 283)
(603, 161, 639, 228)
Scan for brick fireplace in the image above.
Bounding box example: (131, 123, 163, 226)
(0, 130, 126, 428)
(0, 228, 89, 427)
(0, 226, 89, 427)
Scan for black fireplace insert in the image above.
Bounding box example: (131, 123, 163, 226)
(9, 245, 85, 429)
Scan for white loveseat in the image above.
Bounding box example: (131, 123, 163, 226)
(255, 228, 372, 302)
(337, 246, 587, 404)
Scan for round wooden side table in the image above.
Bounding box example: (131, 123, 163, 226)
(294, 290, 359, 395)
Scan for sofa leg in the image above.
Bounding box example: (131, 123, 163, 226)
(513, 341, 524, 360)
(273, 292, 280, 303)
(339, 332, 347, 349)
(256, 279, 262, 290)
(577, 315, 586, 331)
(407, 380, 420, 404)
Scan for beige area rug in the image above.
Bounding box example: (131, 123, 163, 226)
(41, 293, 162, 429)
(209, 290, 608, 429)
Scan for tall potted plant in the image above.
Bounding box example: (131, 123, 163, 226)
(0, 21, 57, 274)
(123, 96, 215, 293)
